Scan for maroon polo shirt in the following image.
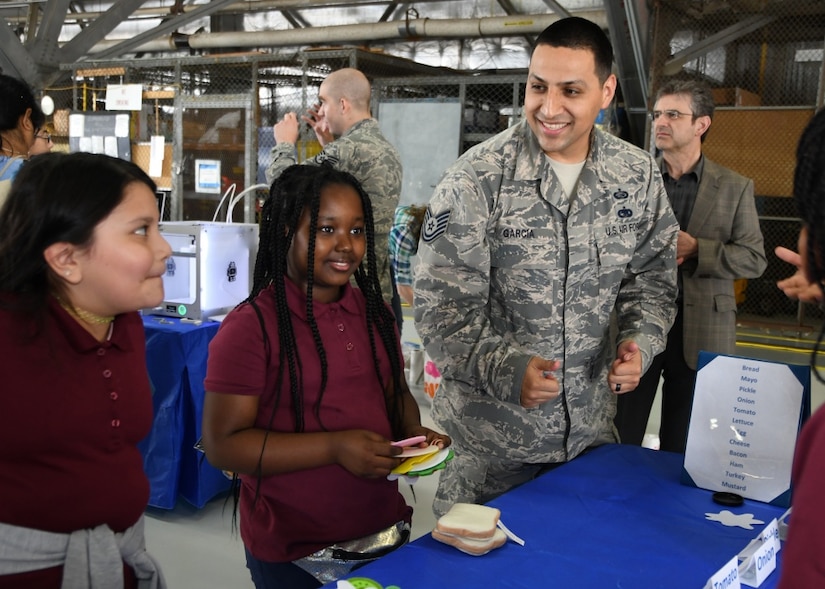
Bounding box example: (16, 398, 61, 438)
(205, 280, 411, 562)
(0, 298, 151, 587)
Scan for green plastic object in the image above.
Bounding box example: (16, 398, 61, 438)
(407, 448, 454, 477)
(346, 578, 385, 589)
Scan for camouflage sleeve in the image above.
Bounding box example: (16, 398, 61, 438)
(615, 160, 678, 371)
(265, 143, 298, 185)
(414, 162, 530, 406)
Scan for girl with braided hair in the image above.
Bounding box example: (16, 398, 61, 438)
(774, 107, 825, 588)
(202, 164, 449, 589)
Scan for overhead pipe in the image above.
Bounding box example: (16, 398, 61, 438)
(2, 0, 560, 25)
(85, 10, 608, 55)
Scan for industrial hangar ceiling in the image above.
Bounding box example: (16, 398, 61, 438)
(1, 0, 823, 88)
(0, 0, 607, 87)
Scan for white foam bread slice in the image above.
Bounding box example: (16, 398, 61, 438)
(431, 503, 508, 556)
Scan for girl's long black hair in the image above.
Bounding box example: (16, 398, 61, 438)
(793, 107, 825, 383)
(241, 163, 405, 502)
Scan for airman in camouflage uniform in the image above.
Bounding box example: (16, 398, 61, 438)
(414, 18, 679, 515)
(266, 68, 402, 303)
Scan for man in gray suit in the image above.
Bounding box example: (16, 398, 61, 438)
(615, 78, 767, 453)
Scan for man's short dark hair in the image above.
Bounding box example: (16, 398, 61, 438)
(655, 77, 715, 142)
(656, 78, 716, 120)
(534, 17, 614, 83)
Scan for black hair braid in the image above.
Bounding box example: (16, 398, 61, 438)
(273, 168, 312, 433)
(242, 172, 297, 505)
(303, 174, 328, 431)
(246, 193, 276, 303)
(349, 182, 407, 436)
(794, 108, 825, 383)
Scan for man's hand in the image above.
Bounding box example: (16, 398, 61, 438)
(609, 340, 643, 394)
(520, 357, 561, 409)
(398, 284, 413, 306)
(775, 245, 823, 303)
(301, 103, 334, 146)
(273, 112, 300, 144)
(676, 230, 698, 265)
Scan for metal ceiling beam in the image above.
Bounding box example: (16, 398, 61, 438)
(540, 0, 571, 19)
(281, 9, 310, 29)
(85, 0, 238, 61)
(378, 2, 402, 22)
(31, 0, 72, 65)
(0, 10, 42, 85)
(24, 3, 39, 48)
(604, 0, 652, 147)
(60, 0, 150, 63)
(663, 13, 776, 75)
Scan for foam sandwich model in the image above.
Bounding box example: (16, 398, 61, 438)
(387, 436, 454, 483)
(431, 503, 510, 556)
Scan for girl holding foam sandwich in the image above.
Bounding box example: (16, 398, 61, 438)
(202, 164, 449, 589)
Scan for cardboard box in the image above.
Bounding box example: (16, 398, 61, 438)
(183, 120, 207, 140)
(704, 108, 814, 196)
(218, 128, 242, 145)
(711, 87, 762, 107)
(132, 142, 172, 189)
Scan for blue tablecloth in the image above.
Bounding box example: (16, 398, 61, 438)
(332, 444, 786, 588)
(139, 315, 231, 509)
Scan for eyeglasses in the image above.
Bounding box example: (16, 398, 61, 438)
(34, 130, 52, 142)
(649, 110, 694, 121)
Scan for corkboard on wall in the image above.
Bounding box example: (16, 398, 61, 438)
(703, 109, 814, 197)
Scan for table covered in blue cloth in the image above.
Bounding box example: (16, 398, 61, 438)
(139, 315, 231, 509)
(332, 444, 787, 588)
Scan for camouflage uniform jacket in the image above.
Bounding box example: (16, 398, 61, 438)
(266, 118, 402, 302)
(414, 120, 678, 464)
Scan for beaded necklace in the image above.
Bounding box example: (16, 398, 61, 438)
(55, 296, 115, 325)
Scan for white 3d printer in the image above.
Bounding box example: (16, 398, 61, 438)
(144, 221, 259, 321)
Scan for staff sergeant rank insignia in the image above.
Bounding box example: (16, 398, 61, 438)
(421, 208, 451, 243)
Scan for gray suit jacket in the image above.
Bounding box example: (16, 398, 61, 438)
(670, 157, 767, 369)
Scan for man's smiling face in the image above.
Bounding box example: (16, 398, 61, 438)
(524, 44, 616, 163)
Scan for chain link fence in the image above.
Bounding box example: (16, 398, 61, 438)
(42, 3, 825, 339)
(50, 48, 527, 224)
(647, 2, 825, 340)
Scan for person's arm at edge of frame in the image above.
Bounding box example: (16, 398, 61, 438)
(612, 157, 680, 392)
(392, 209, 417, 306)
(413, 162, 549, 408)
(775, 245, 823, 303)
